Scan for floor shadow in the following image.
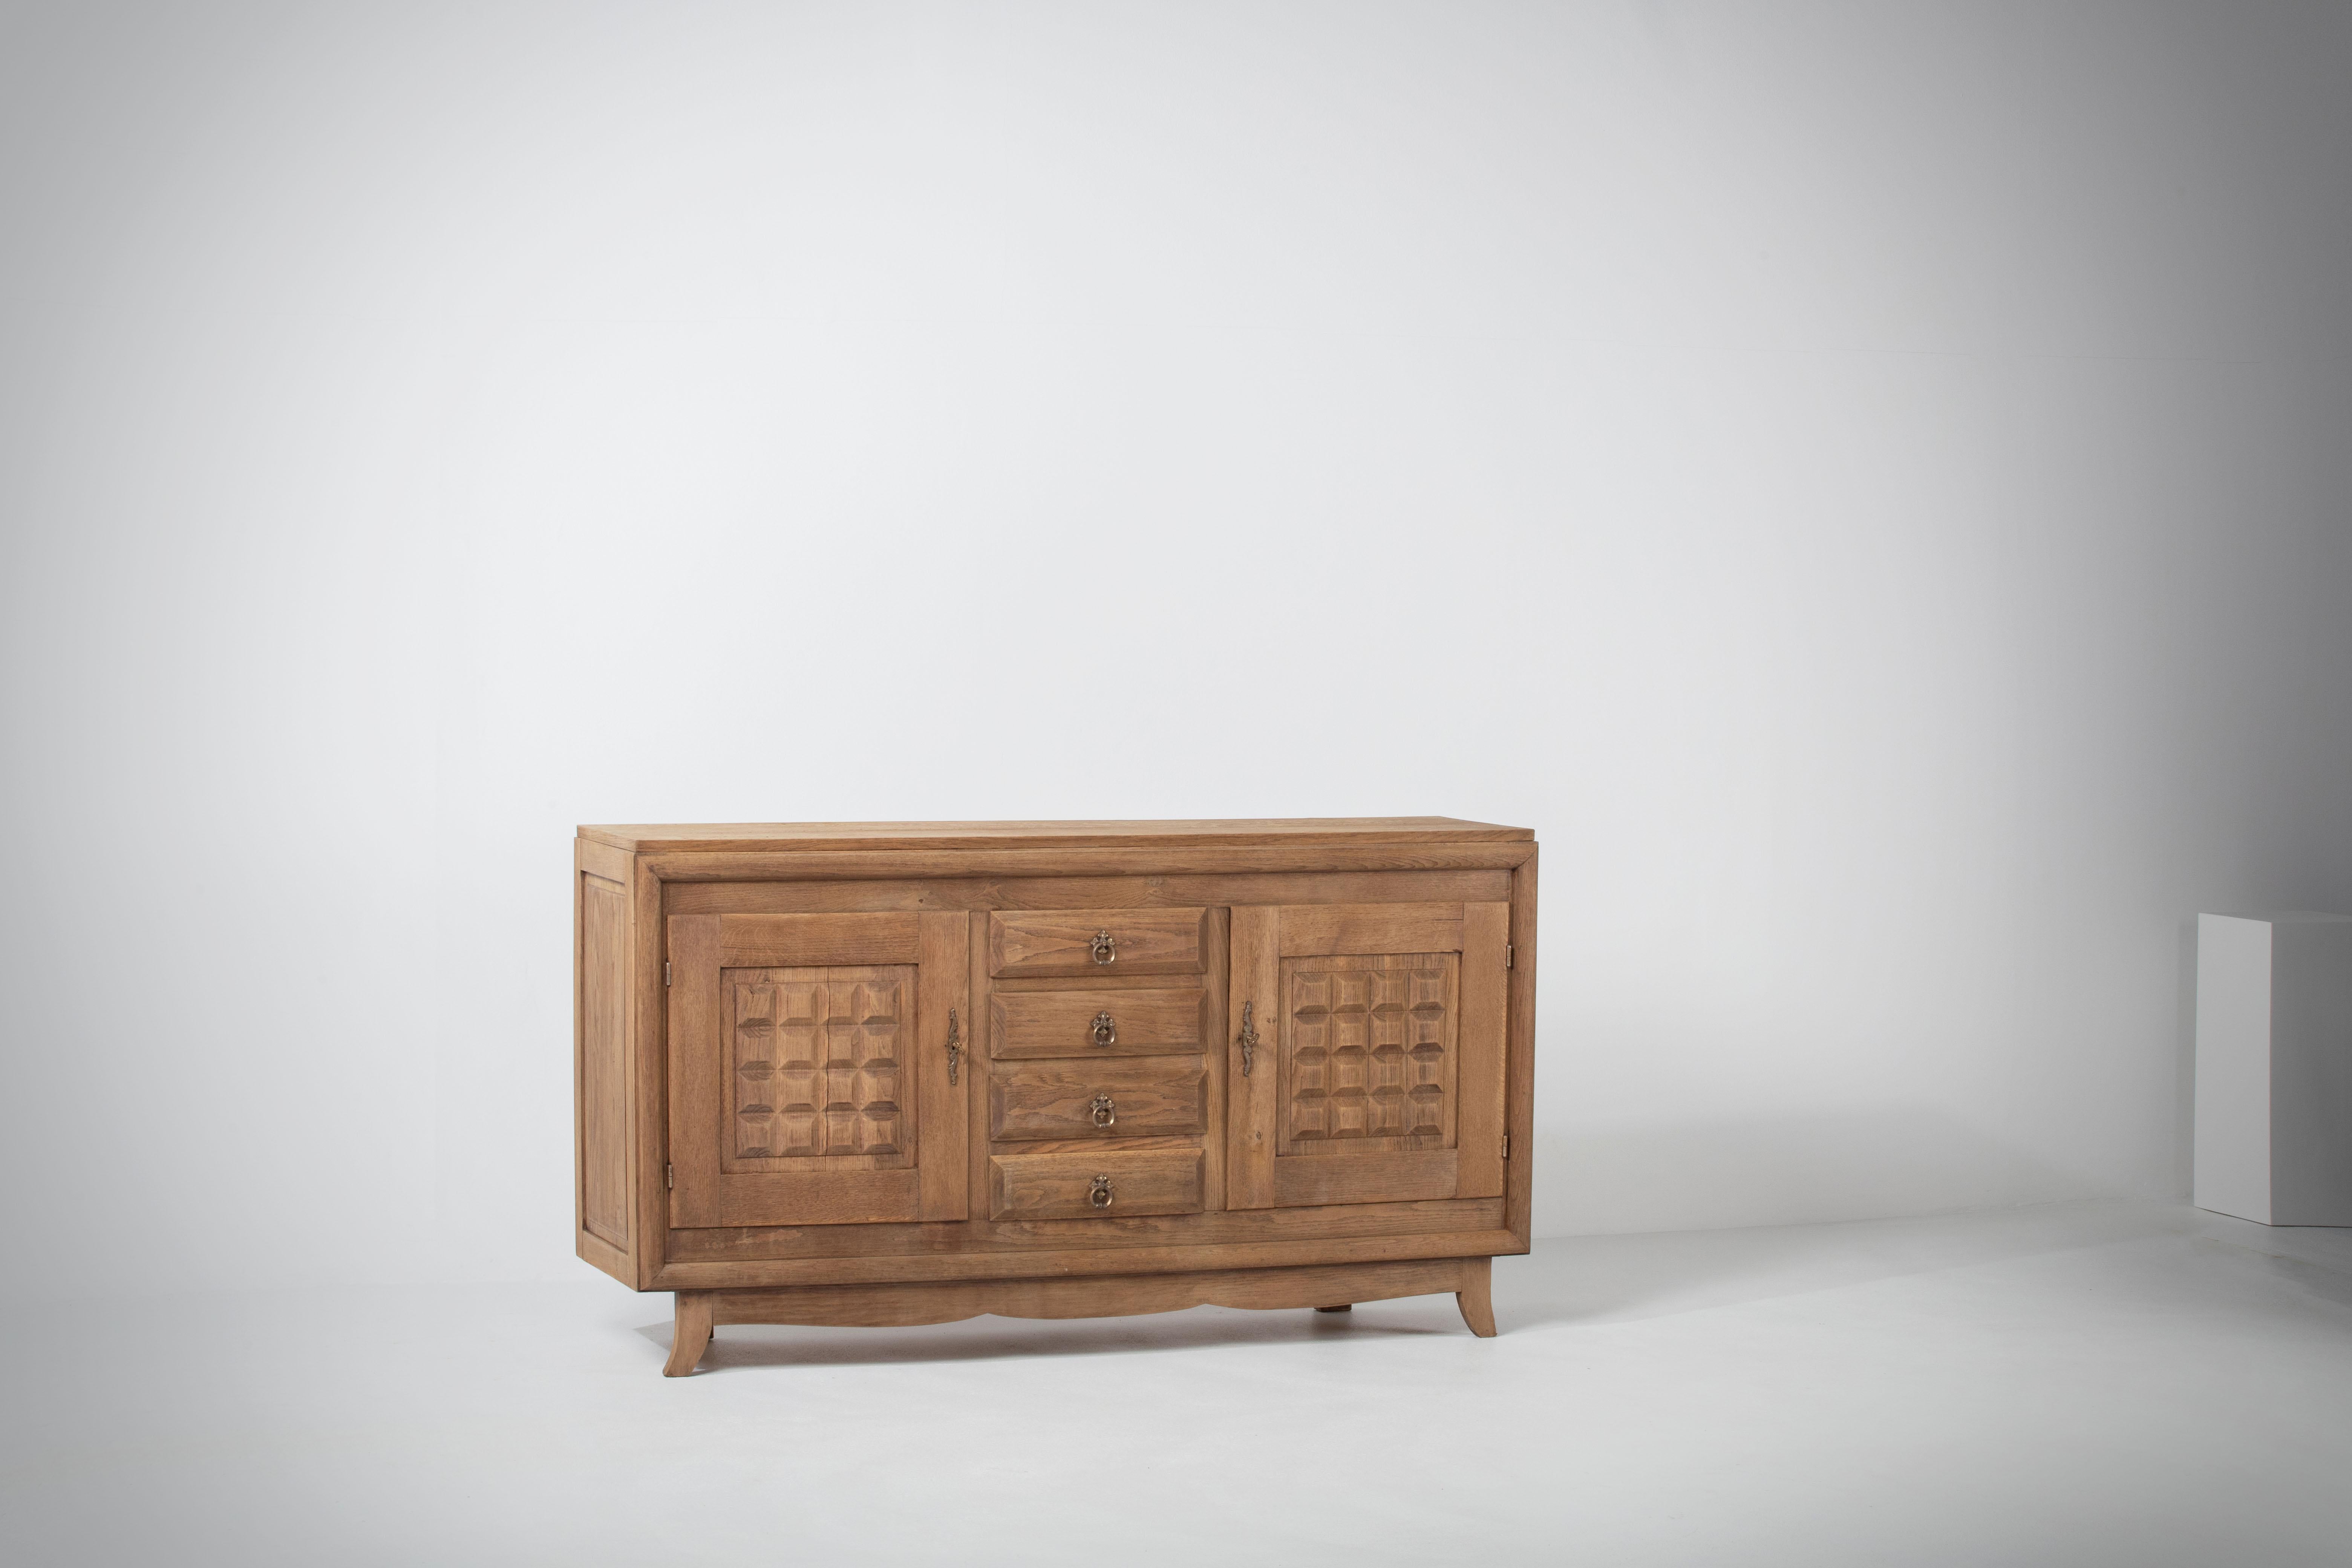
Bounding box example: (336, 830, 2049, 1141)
(632, 1301, 1458, 1372)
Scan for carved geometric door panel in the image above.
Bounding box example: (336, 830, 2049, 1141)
(669, 912, 968, 1228)
(724, 966, 913, 1170)
(1228, 902, 1507, 1210)
(1279, 952, 1458, 1155)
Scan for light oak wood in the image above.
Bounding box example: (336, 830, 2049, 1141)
(663, 1196, 1505, 1264)
(664, 1289, 714, 1376)
(988, 1149, 1204, 1220)
(642, 842, 1534, 884)
(988, 906, 1209, 978)
(1227, 905, 1281, 1210)
(589, 817, 1530, 853)
(665, 868, 1516, 915)
(991, 986, 1206, 1058)
(669, 912, 968, 1228)
(1456, 1254, 1497, 1337)
(988, 1056, 1207, 1141)
(576, 819, 1534, 1371)
(658, 1256, 1492, 1371)
(652, 1227, 1522, 1290)
(579, 871, 629, 1248)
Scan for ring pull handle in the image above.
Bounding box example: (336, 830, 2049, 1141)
(1091, 1011, 1117, 1047)
(1088, 1173, 1114, 1209)
(1090, 929, 1117, 965)
(1238, 1000, 1259, 1077)
(1090, 1093, 1116, 1128)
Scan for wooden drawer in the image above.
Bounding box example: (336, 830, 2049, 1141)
(988, 907, 1208, 978)
(992, 986, 1207, 1059)
(988, 1149, 1204, 1220)
(989, 1055, 1207, 1142)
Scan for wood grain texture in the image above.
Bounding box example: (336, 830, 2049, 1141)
(651, 1227, 1520, 1291)
(1454, 902, 1510, 1199)
(575, 818, 1536, 1354)
(585, 818, 1530, 853)
(989, 907, 1208, 978)
(715, 911, 920, 966)
(1279, 902, 1464, 958)
(722, 965, 913, 1169)
(1456, 1255, 1497, 1336)
(915, 913, 970, 1222)
(1227, 906, 1280, 1210)
(988, 1150, 1204, 1220)
(579, 873, 629, 1247)
(1272, 1149, 1462, 1207)
(669, 912, 967, 1228)
(642, 842, 1533, 884)
(664, 1290, 713, 1377)
(991, 986, 1205, 1058)
(1200, 905, 1230, 1215)
(1280, 952, 1458, 1156)
(676, 1257, 1488, 1339)
(630, 849, 663, 1287)
(988, 1056, 1207, 1141)
(665, 868, 1516, 914)
(664, 1196, 1505, 1263)
(1505, 850, 1537, 1251)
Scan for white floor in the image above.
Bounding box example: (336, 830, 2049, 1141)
(6, 1202, 2351, 1566)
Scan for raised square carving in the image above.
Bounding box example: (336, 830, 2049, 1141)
(725, 965, 915, 1170)
(1280, 952, 1457, 1155)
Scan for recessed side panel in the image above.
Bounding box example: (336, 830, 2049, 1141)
(580, 872, 630, 1248)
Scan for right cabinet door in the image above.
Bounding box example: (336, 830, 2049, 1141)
(1227, 901, 1509, 1208)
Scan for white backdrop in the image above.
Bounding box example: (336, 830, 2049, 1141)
(2, 2, 2347, 1291)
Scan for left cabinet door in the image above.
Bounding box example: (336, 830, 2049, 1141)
(668, 912, 969, 1227)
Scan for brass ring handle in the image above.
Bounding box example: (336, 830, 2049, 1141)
(1089, 1174, 1114, 1208)
(1091, 1011, 1117, 1047)
(1090, 929, 1117, 965)
(1090, 1093, 1116, 1128)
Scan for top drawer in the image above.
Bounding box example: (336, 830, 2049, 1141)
(988, 908, 1210, 978)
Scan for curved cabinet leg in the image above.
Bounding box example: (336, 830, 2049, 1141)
(1455, 1257, 1497, 1338)
(665, 1291, 715, 1377)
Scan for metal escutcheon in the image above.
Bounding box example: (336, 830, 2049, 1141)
(1091, 1010, 1117, 1047)
(1090, 929, 1117, 965)
(1088, 1174, 1114, 1209)
(1090, 1093, 1116, 1128)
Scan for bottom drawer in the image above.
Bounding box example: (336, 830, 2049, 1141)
(988, 1150, 1204, 1221)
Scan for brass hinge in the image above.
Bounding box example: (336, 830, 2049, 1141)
(1505, 944, 1514, 969)
(665, 961, 672, 986)
(665, 1163, 674, 1190)
(1501, 1133, 1510, 1160)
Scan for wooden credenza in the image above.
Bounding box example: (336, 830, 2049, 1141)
(573, 818, 1537, 1374)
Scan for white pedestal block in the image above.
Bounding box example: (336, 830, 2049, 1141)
(2194, 912, 2352, 1226)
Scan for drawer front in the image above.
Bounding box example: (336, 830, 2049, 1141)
(989, 1056, 1207, 1142)
(988, 1149, 1204, 1220)
(988, 907, 1208, 978)
(992, 987, 1206, 1059)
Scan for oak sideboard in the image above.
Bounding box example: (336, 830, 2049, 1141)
(573, 818, 1537, 1374)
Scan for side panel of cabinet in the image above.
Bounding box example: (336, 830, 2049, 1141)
(668, 911, 968, 1228)
(1227, 902, 1508, 1209)
(576, 834, 640, 1285)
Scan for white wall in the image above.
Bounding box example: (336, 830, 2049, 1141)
(3, 2, 2347, 1290)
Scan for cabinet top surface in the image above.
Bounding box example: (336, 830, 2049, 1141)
(579, 816, 1533, 854)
